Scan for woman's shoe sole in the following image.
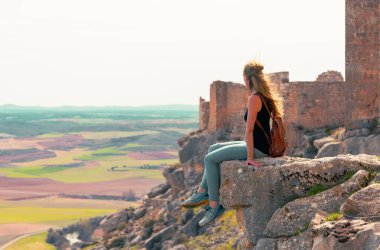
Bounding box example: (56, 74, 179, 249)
(181, 199, 209, 208)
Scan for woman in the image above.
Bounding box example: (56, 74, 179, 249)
(180, 60, 284, 227)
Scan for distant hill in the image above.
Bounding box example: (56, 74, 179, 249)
(0, 104, 198, 111)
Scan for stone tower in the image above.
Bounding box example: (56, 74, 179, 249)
(345, 0, 380, 130)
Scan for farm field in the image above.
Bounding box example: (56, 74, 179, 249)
(3, 231, 55, 250)
(0, 105, 198, 248)
(0, 196, 140, 249)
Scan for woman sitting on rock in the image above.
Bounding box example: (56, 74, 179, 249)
(180, 60, 284, 227)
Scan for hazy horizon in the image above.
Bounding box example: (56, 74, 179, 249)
(0, 0, 344, 107)
(0, 103, 198, 108)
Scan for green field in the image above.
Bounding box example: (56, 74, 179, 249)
(0, 195, 140, 248)
(0, 127, 183, 183)
(5, 232, 55, 250)
(0, 196, 138, 225)
(0, 149, 177, 183)
(0, 207, 115, 224)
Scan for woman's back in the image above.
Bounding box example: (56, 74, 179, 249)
(243, 93, 271, 155)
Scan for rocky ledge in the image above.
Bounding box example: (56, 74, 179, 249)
(220, 154, 380, 249)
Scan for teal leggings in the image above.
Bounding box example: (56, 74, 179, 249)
(199, 140, 268, 203)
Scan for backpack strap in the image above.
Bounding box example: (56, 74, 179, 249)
(256, 93, 274, 120)
(254, 93, 272, 144)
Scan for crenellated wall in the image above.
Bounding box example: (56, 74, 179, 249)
(199, 73, 347, 153)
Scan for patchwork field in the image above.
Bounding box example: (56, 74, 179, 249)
(0, 106, 198, 248)
(2, 231, 55, 250)
(0, 196, 140, 249)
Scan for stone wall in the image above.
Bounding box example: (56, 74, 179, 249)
(345, 0, 380, 130)
(316, 70, 344, 82)
(199, 74, 348, 153)
(281, 81, 348, 151)
(267, 72, 289, 85)
(287, 81, 348, 128)
(206, 81, 250, 138)
(223, 82, 251, 139)
(198, 97, 209, 131)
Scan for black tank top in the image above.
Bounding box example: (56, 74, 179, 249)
(243, 93, 271, 155)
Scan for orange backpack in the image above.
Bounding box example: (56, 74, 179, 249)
(255, 93, 288, 157)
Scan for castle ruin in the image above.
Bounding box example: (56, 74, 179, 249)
(199, 0, 379, 156)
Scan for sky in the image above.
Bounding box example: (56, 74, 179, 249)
(0, 0, 345, 107)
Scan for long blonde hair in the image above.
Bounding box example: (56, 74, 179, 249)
(243, 60, 284, 117)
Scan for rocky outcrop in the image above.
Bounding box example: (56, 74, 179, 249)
(146, 182, 171, 199)
(255, 211, 380, 250)
(46, 126, 380, 250)
(263, 169, 371, 238)
(162, 164, 185, 195)
(310, 217, 380, 249)
(316, 134, 380, 158)
(290, 125, 380, 160)
(177, 128, 230, 188)
(219, 154, 380, 248)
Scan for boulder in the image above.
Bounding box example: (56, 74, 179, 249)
(219, 154, 380, 246)
(178, 132, 208, 165)
(264, 170, 370, 238)
(256, 211, 380, 250)
(314, 136, 336, 149)
(162, 165, 185, 193)
(99, 209, 132, 233)
(177, 128, 231, 188)
(147, 182, 171, 198)
(173, 210, 206, 238)
(255, 210, 327, 250)
(340, 183, 380, 218)
(144, 225, 177, 250)
(255, 231, 311, 250)
(292, 129, 329, 158)
(316, 134, 380, 158)
(180, 208, 195, 225)
(315, 142, 343, 158)
(311, 219, 380, 249)
(133, 207, 147, 220)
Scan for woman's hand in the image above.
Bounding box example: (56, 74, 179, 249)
(245, 159, 263, 167)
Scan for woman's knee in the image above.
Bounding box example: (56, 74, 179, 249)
(207, 143, 219, 153)
(204, 153, 220, 164)
(204, 153, 213, 163)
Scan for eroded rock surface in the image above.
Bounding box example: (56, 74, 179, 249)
(264, 170, 371, 238)
(219, 154, 380, 247)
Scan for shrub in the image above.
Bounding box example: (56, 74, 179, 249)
(144, 219, 155, 228)
(123, 189, 138, 201)
(344, 170, 356, 181)
(326, 212, 343, 221)
(306, 183, 326, 196)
